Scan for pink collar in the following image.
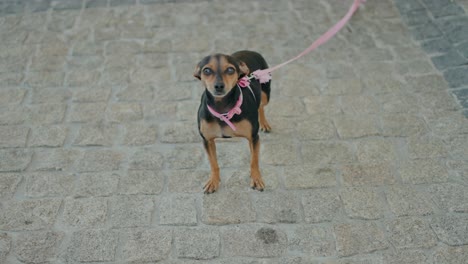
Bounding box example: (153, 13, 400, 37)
(207, 86, 243, 131)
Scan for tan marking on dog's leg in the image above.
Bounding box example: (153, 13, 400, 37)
(249, 136, 264, 191)
(203, 139, 220, 194)
(259, 91, 271, 132)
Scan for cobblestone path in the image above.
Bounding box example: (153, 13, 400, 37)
(0, 0, 467, 263)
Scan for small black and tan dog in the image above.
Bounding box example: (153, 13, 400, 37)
(194, 50, 271, 194)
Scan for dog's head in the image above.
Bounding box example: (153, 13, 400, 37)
(194, 54, 249, 98)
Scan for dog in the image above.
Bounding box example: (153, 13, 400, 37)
(193, 50, 271, 194)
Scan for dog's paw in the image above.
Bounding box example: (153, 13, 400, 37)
(250, 173, 265, 192)
(203, 178, 220, 194)
(260, 121, 271, 133)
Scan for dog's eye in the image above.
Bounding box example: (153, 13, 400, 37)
(203, 68, 213, 75)
(225, 67, 235, 75)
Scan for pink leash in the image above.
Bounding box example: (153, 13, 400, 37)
(252, 0, 366, 83)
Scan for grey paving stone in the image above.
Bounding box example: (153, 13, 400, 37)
(67, 229, 118, 262)
(252, 191, 300, 224)
(383, 249, 429, 264)
(106, 102, 143, 123)
(31, 87, 71, 104)
(0, 105, 26, 126)
(69, 103, 107, 123)
(428, 183, 468, 213)
(0, 149, 32, 172)
(0, 233, 11, 264)
(303, 96, 341, 115)
(400, 159, 449, 184)
(117, 84, 154, 102)
(431, 50, 468, 70)
(325, 78, 363, 95)
(262, 141, 299, 166)
(25, 71, 64, 88)
(401, 9, 431, 26)
(288, 225, 335, 257)
(443, 66, 468, 88)
(386, 217, 437, 250)
(333, 222, 388, 257)
(222, 225, 287, 257)
(14, 231, 63, 264)
(72, 86, 111, 102)
(29, 125, 68, 147)
(435, 17, 468, 44)
(0, 88, 26, 105)
(32, 148, 80, 172)
(301, 142, 354, 166)
(284, 166, 336, 190)
(356, 138, 398, 164)
(129, 148, 164, 170)
(431, 215, 468, 246)
(174, 228, 220, 259)
(0, 126, 29, 148)
(73, 124, 118, 147)
(0, 173, 21, 199)
(430, 3, 465, 18)
(385, 185, 435, 216)
(160, 122, 202, 144)
(421, 38, 453, 54)
(433, 245, 468, 264)
(457, 41, 468, 58)
(410, 22, 443, 40)
(24, 172, 74, 198)
(75, 172, 119, 197)
(341, 163, 396, 186)
(109, 0, 135, 6)
(62, 197, 108, 228)
(295, 117, 336, 140)
(302, 189, 341, 223)
(407, 136, 448, 159)
(405, 74, 448, 92)
(167, 169, 208, 193)
(27, 104, 66, 125)
(215, 142, 250, 169)
(0, 199, 61, 231)
(109, 195, 154, 228)
(340, 187, 385, 220)
(334, 114, 380, 139)
(77, 149, 124, 172)
(166, 145, 204, 169)
(121, 229, 172, 263)
(202, 191, 256, 225)
(159, 194, 197, 226)
(123, 123, 158, 146)
(85, 0, 108, 8)
(394, 0, 425, 13)
(119, 170, 164, 195)
(52, 0, 83, 10)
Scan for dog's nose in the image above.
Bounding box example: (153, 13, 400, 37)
(214, 83, 225, 91)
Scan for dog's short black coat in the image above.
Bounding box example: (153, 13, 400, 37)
(194, 50, 271, 193)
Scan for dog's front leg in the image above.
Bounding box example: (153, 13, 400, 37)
(203, 138, 220, 194)
(249, 134, 264, 191)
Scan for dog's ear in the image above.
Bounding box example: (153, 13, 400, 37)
(238, 61, 250, 78)
(193, 55, 211, 80)
(193, 64, 201, 80)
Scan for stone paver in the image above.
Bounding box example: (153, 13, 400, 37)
(1, 0, 467, 262)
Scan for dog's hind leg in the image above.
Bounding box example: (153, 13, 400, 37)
(259, 91, 271, 132)
(249, 134, 265, 191)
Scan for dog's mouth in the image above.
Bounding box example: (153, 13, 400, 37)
(211, 90, 226, 97)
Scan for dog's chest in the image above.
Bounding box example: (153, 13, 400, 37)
(200, 119, 252, 140)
